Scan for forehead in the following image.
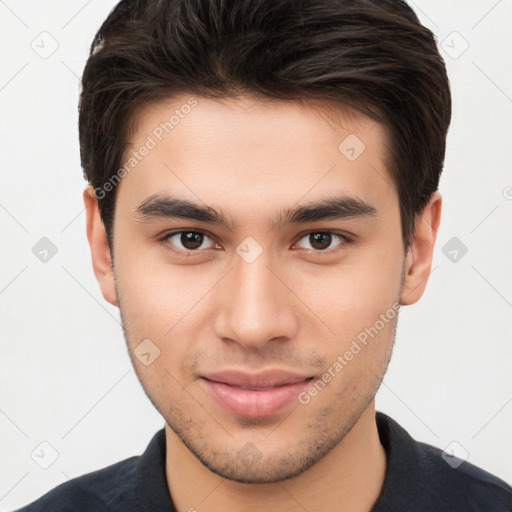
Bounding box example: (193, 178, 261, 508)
(116, 94, 396, 222)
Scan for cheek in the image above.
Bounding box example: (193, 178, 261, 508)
(291, 250, 403, 341)
(114, 259, 202, 390)
(114, 246, 218, 365)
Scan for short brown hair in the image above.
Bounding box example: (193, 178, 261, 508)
(79, 0, 451, 250)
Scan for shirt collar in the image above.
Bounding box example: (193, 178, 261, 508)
(135, 428, 176, 511)
(133, 413, 425, 511)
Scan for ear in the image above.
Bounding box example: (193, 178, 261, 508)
(83, 186, 118, 307)
(400, 191, 442, 305)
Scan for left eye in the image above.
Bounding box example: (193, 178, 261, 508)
(164, 231, 217, 251)
(295, 232, 347, 251)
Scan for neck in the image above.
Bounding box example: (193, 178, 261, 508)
(165, 403, 386, 512)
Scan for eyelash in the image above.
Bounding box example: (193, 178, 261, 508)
(159, 229, 353, 257)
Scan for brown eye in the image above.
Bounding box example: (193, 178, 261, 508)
(164, 231, 216, 252)
(309, 232, 332, 250)
(295, 231, 348, 252)
(180, 231, 204, 250)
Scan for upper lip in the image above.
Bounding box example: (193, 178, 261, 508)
(201, 369, 312, 388)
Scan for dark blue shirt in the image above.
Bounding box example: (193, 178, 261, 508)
(15, 413, 512, 511)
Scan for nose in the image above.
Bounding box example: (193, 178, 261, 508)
(213, 252, 300, 350)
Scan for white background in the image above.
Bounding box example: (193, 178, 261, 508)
(1, 0, 511, 509)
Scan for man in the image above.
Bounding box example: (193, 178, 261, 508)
(16, 0, 512, 510)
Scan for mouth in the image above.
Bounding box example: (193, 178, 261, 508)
(199, 369, 314, 418)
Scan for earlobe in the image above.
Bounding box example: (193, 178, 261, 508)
(400, 191, 442, 306)
(83, 186, 118, 307)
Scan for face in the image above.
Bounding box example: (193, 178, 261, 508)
(86, 94, 433, 484)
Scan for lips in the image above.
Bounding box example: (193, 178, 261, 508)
(203, 369, 311, 388)
(200, 369, 313, 418)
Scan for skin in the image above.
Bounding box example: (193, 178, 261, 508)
(84, 94, 441, 512)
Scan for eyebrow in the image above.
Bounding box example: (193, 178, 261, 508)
(134, 193, 377, 231)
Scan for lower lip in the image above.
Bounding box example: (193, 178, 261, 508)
(200, 378, 311, 418)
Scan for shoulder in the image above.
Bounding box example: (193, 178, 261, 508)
(14, 456, 139, 512)
(374, 412, 512, 511)
(14, 429, 169, 512)
(416, 440, 512, 510)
